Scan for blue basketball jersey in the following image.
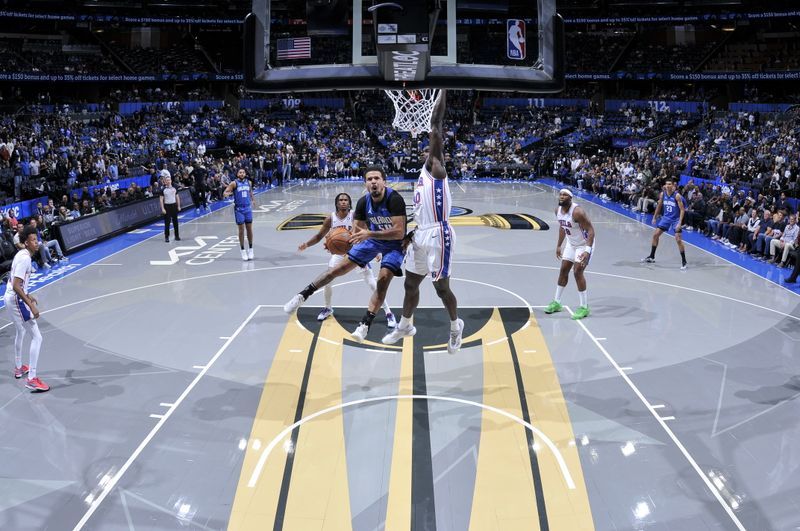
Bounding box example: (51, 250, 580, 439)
(364, 188, 403, 250)
(661, 191, 680, 223)
(234, 179, 252, 209)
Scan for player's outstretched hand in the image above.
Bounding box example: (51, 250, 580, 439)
(651, 216, 657, 225)
(298, 242, 308, 251)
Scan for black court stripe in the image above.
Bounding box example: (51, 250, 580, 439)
(412, 343, 437, 530)
(501, 308, 550, 531)
(273, 329, 319, 531)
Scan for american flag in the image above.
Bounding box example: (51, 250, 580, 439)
(277, 37, 311, 60)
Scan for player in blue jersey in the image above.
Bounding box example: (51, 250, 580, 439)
(642, 178, 687, 270)
(284, 166, 406, 342)
(223, 168, 256, 261)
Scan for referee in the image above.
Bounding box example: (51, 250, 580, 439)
(160, 170, 181, 242)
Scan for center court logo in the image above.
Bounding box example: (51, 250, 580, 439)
(149, 236, 241, 266)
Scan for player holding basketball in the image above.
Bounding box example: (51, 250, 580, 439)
(4, 226, 49, 391)
(382, 90, 464, 353)
(297, 192, 396, 327)
(223, 168, 255, 261)
(543, 189, 596, 320)
(642, 178, 688, 270)
(284, 166, 406, 342)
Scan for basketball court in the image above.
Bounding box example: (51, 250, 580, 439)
(1, 180, 799, 530)
(1, 0, 799, 529)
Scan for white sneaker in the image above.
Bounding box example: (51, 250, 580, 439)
(381, 325, 416, 345)
(241, 249, 249, 261)
(317, 307, 333, 321)
(448, 319, 464, 354)
(386, 312, 397, 328)
(283, 294, 305, 314)
(351, 323, 369, 343)
(247, 248, 254, 260)
(680, 263, 688, 271)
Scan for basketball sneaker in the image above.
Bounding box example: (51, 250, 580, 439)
(351, 323, 369, 343)
(241, 249, 249, 261)
(571, 306, 590, 320)
(641, 257, 656, 263)
(283, 294, 305, 314)
(317, 307, 333, 321)
(14, 365, 29, 379)
(448, 319, 465, 354)
(382, 324, 416, 345)
(247, 248, 254, 260)
(680, 263, 688, 271)
(544, 301, 563, 314)
(386, 312, 397, 328)
(25, 377, 50, 392)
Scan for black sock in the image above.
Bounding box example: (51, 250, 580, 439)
(680, 252, 686, 265)
(241, 245, 245, 250)
(300, 283, 317, 300)
(249, 243, 253, 248)
(649, 245, 657, 259)
(360, 311, 376, 328)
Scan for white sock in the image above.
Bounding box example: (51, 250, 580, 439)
(579, 290, 588, 308)
(323, 285, 332, 309)
(399, 316, 413, 329)
(555, 285, 564, 303)
(28, 322, 42, 379)
(450, 319, 460, 331)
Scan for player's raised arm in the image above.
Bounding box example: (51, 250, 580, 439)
(426, 90, 447, 179)
(299, 215, 332, 251)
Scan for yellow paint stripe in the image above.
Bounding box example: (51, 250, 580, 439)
(513, 314, 595, 531)
(385, 334, 413, 529)
(283, 318, 353, 530)
(516, 214, 542, 230)
(228, 315, 314, 530)
(469, 309, 542, 530)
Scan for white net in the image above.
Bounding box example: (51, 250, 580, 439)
(384, 89, 442, 138)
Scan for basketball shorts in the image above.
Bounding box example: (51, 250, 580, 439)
(657, 219, 681, 233)
(405, 223, 455, 280)
(328, 252, 370, 271)
(4, 293, 37, 327)
(234, 207, 253, 225)
(348, 240, 404, 276)
(562, 240, 593, 265)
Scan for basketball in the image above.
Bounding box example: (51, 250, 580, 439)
(325, 227, 352, 255)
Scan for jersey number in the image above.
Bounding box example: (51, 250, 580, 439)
(241, 190, 248, 199)
(665, 204, 673, 213)
(564, 227, 571, 235)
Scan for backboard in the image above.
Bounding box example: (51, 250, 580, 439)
(244, 0, 564, 93)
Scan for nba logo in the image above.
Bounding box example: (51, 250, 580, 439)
(507, 19, 526, 60)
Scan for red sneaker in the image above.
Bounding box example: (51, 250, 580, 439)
(25, 377, 50, 392)
(14, 365, 29, 379)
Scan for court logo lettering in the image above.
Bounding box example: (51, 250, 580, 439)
(150, 236, 240, 266)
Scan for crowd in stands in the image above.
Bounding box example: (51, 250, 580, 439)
(706, 36, 800, 73)
(565, 32, 631, 72)
(620, 39, 720, 72)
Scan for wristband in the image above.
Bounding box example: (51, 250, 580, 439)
(584, 246, 592, 254)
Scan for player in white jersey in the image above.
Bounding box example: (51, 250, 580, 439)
(297, 192, 396, 327)
(544, 188, 596, 320)
(382, 90, 464, 353)
(4, 226, 49, 391)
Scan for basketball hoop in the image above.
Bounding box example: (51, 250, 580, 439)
(384, 89, 442, 138)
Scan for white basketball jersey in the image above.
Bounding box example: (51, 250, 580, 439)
(414, 165, 451, 228)
(557, 203, 588, 247)
(330, 210, 354, 231)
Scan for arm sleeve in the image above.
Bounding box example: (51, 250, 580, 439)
(387, 192, 406, 216)
(353, 196, 367, 221)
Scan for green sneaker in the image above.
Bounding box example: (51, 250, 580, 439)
(571, 306, 590, 320)
(544, 300, 563, 314)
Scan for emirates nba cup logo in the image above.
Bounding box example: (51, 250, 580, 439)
(507, 19, 526, 60)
